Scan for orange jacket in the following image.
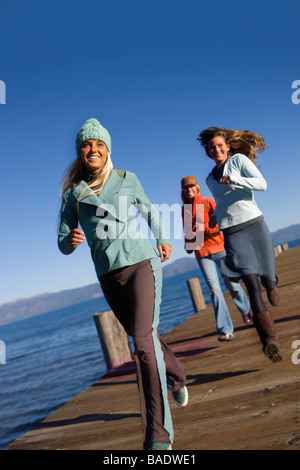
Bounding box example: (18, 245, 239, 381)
(182, 194, 225, 258)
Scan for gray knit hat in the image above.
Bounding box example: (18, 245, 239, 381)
(75, 118, 111, 154)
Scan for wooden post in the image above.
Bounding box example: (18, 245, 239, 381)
(187, 277, 206, 312)
(282, 243, 289, 251)
(274, 245, 283, 257)
(93, 310, 132, 371)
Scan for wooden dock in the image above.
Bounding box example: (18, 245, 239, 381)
(8, 246, 300, 451)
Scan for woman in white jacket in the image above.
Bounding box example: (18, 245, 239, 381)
(198, 127, 281, 362)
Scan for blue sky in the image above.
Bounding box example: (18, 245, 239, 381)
(0, 0, 300, 304)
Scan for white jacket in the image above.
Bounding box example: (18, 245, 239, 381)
(206, 153, 267, 230)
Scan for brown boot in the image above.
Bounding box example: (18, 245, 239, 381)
(266, 286, 279, 306)
(252, 310, 282, 362)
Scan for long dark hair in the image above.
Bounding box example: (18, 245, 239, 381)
(197, 127, 267, 165)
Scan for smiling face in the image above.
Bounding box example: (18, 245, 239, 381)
(183, 184, 198, 202)
(207, 135, 230, 167)
(79, 139, 108, 173)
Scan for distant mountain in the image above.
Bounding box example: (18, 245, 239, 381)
(0, 224, 299, 326)
(0, 283, 103, 326)
(0, 257, 199, 326)
(163, 256, 198, 277)
(271, 224, 300, 245)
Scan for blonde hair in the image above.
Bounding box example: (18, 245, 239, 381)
(61, 151, 113, 202)
(181, 184, 201, 205)
(197, 127, 267, 165)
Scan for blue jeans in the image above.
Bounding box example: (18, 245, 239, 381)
(197, 252, 250, 335)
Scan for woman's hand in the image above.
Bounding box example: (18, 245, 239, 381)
(68, 228, 85, 246)
(208, 215, 217, 228)
(218, 174, 230, 184)
(158, 244, 172, 262)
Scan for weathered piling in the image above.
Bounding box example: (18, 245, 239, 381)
(186, 277, 206, 312)
(93, 310, 132, 370)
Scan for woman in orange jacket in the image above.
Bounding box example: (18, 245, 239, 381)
(181, 176, 251, 341)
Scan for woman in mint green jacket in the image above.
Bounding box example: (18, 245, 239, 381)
(58, 118, 187, 450)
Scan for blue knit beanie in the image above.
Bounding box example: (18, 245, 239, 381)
(75, 118, 111, 154)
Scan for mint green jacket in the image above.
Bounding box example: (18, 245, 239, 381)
(58, 169, 170, 278)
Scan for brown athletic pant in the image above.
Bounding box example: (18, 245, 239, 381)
(100, 257, 186, 449)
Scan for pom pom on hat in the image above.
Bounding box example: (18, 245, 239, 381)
(75, 118, 111, 154)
